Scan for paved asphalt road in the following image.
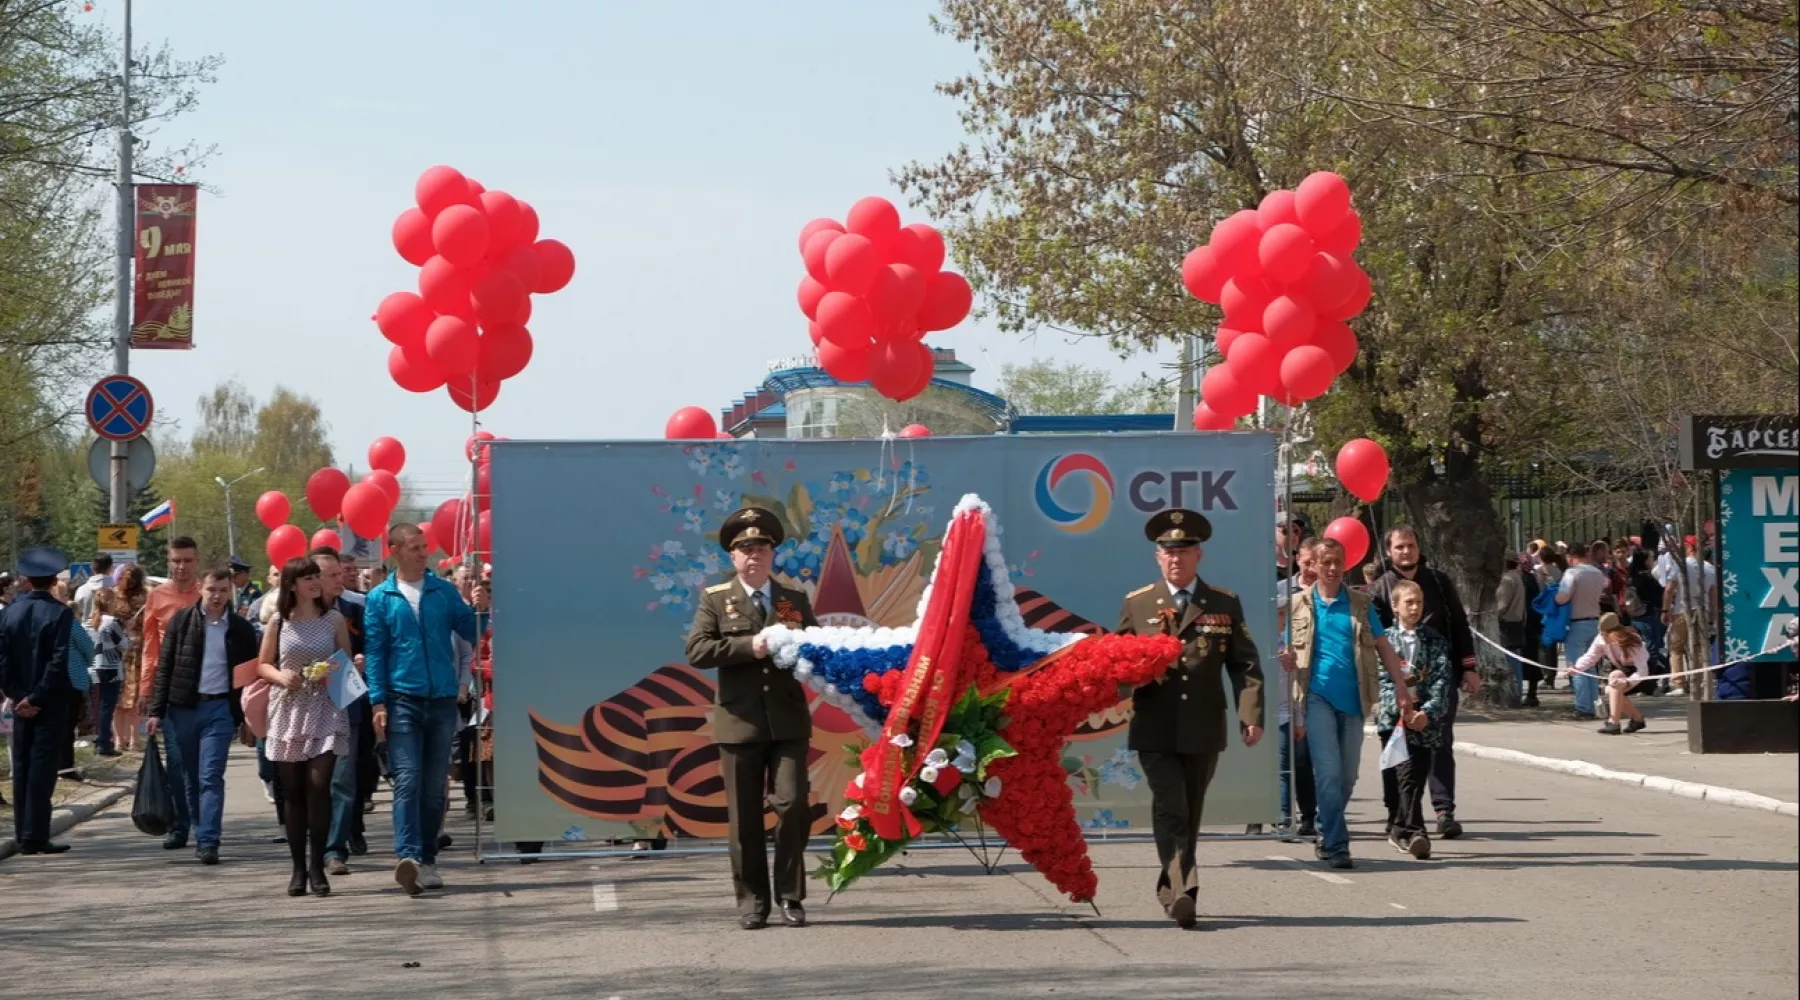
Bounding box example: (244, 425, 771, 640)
(2, 744, 1794, 1000)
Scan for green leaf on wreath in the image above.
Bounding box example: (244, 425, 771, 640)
(974, 732, 1015, 779)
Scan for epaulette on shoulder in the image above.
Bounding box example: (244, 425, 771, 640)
(1209, 584, 1238, 599)
(705, 582, 734, 594)
(1127, 584, 1157, 599)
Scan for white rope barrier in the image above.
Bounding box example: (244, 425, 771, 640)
(1469, 626, 1791, 684)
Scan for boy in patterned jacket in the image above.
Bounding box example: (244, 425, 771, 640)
(1376, 580, 1452, 859)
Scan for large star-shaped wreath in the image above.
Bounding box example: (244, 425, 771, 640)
(762, 494, 1180, 903)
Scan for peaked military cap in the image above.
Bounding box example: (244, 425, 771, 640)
(1144, 508, 1211, 547)
(16, 546, 70, 578)
(719, 507, 785, 551)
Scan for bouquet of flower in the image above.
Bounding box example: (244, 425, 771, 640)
(275, 659, 336, 704)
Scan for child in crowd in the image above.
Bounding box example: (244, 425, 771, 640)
(1376, 580, 1452, 860)
(1568, 612, 1648, 735)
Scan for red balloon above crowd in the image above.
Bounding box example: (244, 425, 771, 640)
(796, 197, 968, 403)
(1186, 171, 1369, 430)
(375, 165, 576, 413)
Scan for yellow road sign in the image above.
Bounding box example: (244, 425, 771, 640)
(98, 523, 140, 551)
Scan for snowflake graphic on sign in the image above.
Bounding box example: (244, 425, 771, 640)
(1722, 570, 1739, 598)
(1724, 637, 1752, 661)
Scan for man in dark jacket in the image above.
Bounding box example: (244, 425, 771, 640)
(0, 548, 76, 854)
(146, 568, 259, 864)
(1367, 526, 1478, 840)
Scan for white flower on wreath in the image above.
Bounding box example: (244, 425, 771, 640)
(839, 804, 862, 823)
(982, 776, 1002, 798)
(919, 765, 940, 784)
(889, 733, 914, 748)
(899, 786, 919, 806)
(924, 747, 949, 768)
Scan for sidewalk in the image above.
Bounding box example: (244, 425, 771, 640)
(1454, 688, 1798, 809)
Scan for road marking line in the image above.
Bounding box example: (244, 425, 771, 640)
(592, 882, 619, 912)
(1266, 854, 1353, 885)
(1390, 903, 1407, 910)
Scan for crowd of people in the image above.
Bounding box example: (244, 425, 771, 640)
(1, 529, 499, 896)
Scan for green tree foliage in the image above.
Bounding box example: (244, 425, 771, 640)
(994, 359, 1174, 415)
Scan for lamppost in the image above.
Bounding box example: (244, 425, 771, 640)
(215, 467, 265, 561)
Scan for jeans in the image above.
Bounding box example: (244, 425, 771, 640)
(1304, 698, 1365, 856)
(164, 698, 236, 848)
(1278, 721, 1315, 828)
(326, 697, 368, 860)
(386, 695, 459, 865)
(1566, 618, 1601, 715)
(162, 718, 192, 841)
(95, 676, 121, 752)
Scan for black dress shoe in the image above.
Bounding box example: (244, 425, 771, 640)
(779, 900, 808, 927)
(438, 833, 453, 849)
(163, 833, 189, 850)
(287, 870, 308, 897)
(740, 912, 769, 930)
(198, 846, 220, 865)
(1169, 894, 1198, 929)
(1436, 813, 1464, 839)
(19, 841, 72, 855)
(348, 833, 368, 856)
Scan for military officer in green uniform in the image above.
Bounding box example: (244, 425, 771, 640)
(1115, 508, 1265, 928)
(684, 507, 821, 930)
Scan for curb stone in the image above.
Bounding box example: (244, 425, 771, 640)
(0, 780, 136, 862)
(1454, 741, 1796, 816)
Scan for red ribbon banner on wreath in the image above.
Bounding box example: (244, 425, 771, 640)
(863, 505, 987, 841)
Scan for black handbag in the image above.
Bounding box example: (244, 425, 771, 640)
(130, 734, 177, 837)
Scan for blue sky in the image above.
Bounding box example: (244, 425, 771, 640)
(112, 0, 1169, 500)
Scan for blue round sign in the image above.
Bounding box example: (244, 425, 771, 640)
(86, 375, 154, 442)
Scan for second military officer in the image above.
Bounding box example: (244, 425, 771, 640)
(684, 507, 821, 929)
(1115, 508, 1264, 929)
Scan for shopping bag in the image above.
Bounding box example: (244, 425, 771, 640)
(1379, 725, 1410, 771)
(131, 735, 177, 837)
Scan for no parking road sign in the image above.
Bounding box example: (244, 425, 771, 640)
(86, 375, 155, 441)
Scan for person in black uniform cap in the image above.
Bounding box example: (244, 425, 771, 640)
(1, 547, 77, 854)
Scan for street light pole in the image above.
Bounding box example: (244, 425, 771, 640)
(215, 467, 265, 561)
(110, 0, 135, 523)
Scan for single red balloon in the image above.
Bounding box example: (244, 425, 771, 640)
(870, 339, 927, 400)
(418, 522, 438, 555)
(1224, 332, 1283, 397)
(266, 524, 308, 569)
(432, 204, 490, 267)
(817, 340, 873, 383)
(1215, 326, 1250, 358)
(310, 528, 343, 553)
(389, 343, 445, 394)
(447, 378, 501, 414)
(1258, 223, 1317, 285)
(305, 468, 351, 522)
(798, 218, 844, 254)
(419, 256, 474, 318)
(392, 208, 435, 265)
(807, 320, 823, 346)
(1314, 320, 1358, 373)
(665, 406, 718, 439)
(466, 178, 485, 197)
(1316, 209, 1362, 256)
(1192, 402, 1235, 431)
(897, 343, 935, 400)
(1279, 344, 1337, 401)
(479, 190, 526, 253)
(1201, 364, 1256, 419)
(415, 165, 475, 218)
(254, 491, 291, 531)
(823, 233, 881, 295)
(1220, 276, 1274, 330)
(1295, 171, 1352, 237)
(1257, 189, 1300, 230)
(1320, 263, 1373, 321)
(868, 263, 928, 326)
(375, 291, 433, 349)
(801, 229, 841, 284)
(898, 424, 932, 438)
(465, 431, 497, 463)
(475, 463, 491, 500)
(497, 244, 543, 292)
(1181, 245, 1228, 304)
(363, 471, 403, 509)
(515, 201, 541, 245)
(1325, 516, 1371, 566)
(341, 483, 389, 541)
(815, 291, 876, 349)
(895, 223, 946, 272)
(432, 497, 467, 558)
(916, 271, 972, 331)
(426, 315, 479, 377)
(1299, 252, 1355, 313)
(1336, 438, 1391, 503)
(797, 275, 829, 320)
(477, 324, 533, 382)
(470, 270, 528, 328)
(1208, 209, 1264, 275)
(1263, 295, 1318, 351)
(532, 239, 575, 294)
(845, 196, 901, 241)
(474, 510, 493, 560)
(367, 437, 406, 475)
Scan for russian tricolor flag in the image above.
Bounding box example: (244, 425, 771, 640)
(140, 499, 175, 532)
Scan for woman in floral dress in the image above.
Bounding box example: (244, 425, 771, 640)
(258, 557, 352, 897)
(113, 565, 149, 751)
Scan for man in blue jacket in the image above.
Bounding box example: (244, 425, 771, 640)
(365, 523, 477, 896)
(0, 548, 76, 854)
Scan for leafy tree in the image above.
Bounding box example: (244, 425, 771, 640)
(995, 359, 1174, 415)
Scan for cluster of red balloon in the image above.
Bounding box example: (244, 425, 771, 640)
(258, 437, 410, 567)
(427, 432, 499, 565)
(797, 197, 972, 402)
(1320, 437, 1392, 565)
(1182, 172, 1369, 431)
(375, 166, 576, 413)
